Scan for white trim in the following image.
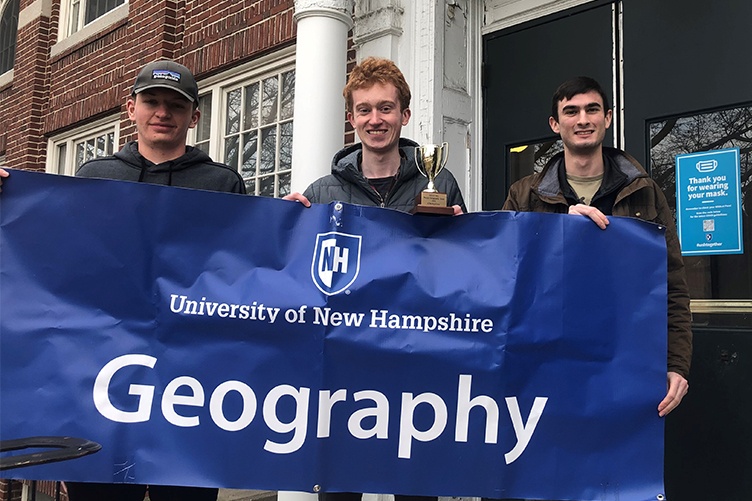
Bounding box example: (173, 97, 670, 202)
(0, 69, 12, 87)
(616, 0, 625, 150)
(468, 1, 483, 212)
(51, 1, 128, 58)
(482, 0, 594, 33)
(18, 0, 52, 30)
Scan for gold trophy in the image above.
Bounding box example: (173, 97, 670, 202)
(412, 142, 454, 215)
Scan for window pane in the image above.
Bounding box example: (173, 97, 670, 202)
(85, 138, 95, 162)
(280, 71, 295, 120)
(259, 126, 276, 174)
(224, 135, 239, 171)
(278, 172, 291, 198)
(85, 0, 125, 25)
(75, 141, 85, 167)
(69, 0, 81, 34)
(507, 139, 563, 185)
(245, 178, 256, 196)
(259, 175, 275, 197)
(279, 121, 293, 171)
(261, 77, 278, 126)
(226, 88, 241, 135)
(196, 94, 213, 143)
(243, 82, 259, 130)
(57, 144, 67, 174)
(649, 105, 752, 300)
(242, 131, 258, 176)
(96, 135, 106, 157)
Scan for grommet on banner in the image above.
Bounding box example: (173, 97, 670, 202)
(313, 485, 321, 493)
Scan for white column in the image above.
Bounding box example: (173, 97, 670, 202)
(281, 1, 351, 500)
(290, 0, 354, 193)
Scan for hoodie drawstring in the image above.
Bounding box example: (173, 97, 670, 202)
(137, 156, 174, 186)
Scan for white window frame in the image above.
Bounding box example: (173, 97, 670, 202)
(52, 0, 128, 57)
(47, 117, 120, 176)
(189, 47, 296, 198)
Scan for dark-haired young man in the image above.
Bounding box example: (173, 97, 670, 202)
(504, 76, 692, 417)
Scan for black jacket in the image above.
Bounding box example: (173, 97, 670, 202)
(76, 141, 246, 194)
(303, 138, 466, 213)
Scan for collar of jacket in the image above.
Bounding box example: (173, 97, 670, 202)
(535, 146, 649, 202)
(332, 138, 421, 187)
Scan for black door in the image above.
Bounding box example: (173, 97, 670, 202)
(623, 1, 752, 499)
(481, 1, 615, 210)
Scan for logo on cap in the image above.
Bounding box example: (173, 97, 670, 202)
(311, 232, 362, 295)
(152, 70, 181, 83)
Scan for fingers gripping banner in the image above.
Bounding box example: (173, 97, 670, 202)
(0, 170, 668, 500)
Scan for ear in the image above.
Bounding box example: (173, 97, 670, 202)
(126, 97, 137, 121)
(604, 108, 613, 129)
(347, 111, 356, 128)
(401, 107, 411, 126)
(549, 116, 560, 134)
(188, 108, 201, 129)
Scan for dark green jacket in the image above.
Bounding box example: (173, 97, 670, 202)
(504, 146, 692, 378)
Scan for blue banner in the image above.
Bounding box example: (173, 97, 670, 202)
(1, 170, 668, 500)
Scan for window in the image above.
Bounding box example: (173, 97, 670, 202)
(191, 56, 295, 198)
(507, 139, 563, 186)
(649, 104, 752, 305)
(0, 0, 18, 74)
(48, 120, 119, 176)
(64, 0, 125, 36)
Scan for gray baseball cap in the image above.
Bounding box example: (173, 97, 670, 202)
(132, 60, 199, 102)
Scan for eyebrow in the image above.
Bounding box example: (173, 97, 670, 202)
(562, 102, 602, 111)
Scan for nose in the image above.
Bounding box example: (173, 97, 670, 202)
(577, 110, 590, 124)
(366, 109, 383, 124)
(154, 103, 172, 117)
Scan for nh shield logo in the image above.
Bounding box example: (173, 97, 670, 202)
(312, 232, 362, 295)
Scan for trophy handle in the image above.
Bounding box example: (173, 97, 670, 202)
(440, 142, 449, 170)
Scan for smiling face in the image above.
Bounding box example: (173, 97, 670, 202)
(549, 90, 612, 154)
(127, 88, 199, 156)
(347, 82, 411, 156)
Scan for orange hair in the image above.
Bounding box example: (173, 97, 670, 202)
(343, 57, 411, 113)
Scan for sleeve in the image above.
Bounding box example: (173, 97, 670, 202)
(653, 182, 693, 378)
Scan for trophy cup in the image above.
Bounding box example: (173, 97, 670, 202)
(412, 142, 454, 215)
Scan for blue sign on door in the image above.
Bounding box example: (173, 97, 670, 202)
(676, 148, 743, 255)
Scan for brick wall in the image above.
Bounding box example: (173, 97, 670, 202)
(0, 480, 23, 501)
(0, 0, 295, 169)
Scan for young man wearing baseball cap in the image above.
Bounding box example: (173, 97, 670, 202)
(62, 60, 243, 501)
(75, 59, 245, 193)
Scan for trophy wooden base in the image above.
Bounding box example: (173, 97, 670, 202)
(411, 192, 454, 216)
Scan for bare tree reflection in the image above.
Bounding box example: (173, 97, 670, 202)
(650, 105, 752, 302)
